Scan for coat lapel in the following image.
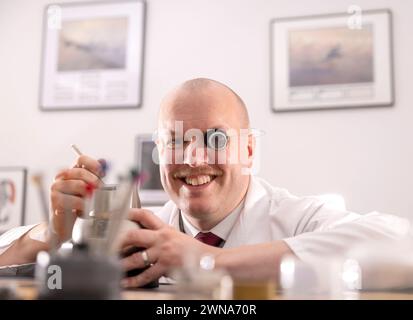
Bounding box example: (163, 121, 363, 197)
(224, 177, 272, 248)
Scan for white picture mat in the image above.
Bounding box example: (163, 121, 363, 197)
(40, 1, 145, 109)
(271, 11, 393, 111)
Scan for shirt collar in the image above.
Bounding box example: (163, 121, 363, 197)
(180, 199, 245, 241)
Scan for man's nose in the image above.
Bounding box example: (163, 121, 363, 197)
(183, 142, 208, 167)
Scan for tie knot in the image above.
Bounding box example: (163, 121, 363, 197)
(195, 232, 223, 247)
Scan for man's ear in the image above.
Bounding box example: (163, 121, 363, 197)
(155, 139, 162, 153)
(241, 133, 255, 176)
(153, 139, 165, 156)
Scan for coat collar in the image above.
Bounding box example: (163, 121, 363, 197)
(159, 176, 271, 248)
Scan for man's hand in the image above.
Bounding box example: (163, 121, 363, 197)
(50, 155, 105, 242)
(120, 209, 220, 288)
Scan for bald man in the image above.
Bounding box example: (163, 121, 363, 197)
(0, 79, 409, 288)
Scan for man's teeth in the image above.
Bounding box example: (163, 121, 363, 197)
(184, 175, 212, 186)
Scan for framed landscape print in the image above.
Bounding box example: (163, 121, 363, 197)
(0, 168, 27, 233)
(40, 0, 146, 111)
(270, 9, 394, 112)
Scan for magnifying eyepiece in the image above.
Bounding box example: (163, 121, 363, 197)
(206, 129, 228, 150)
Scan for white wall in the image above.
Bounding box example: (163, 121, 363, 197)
(0, 0, 412, 225)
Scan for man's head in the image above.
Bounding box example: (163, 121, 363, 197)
(156, 78, 254, 229)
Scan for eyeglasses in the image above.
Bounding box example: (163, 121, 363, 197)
(160, 129, 230, 151)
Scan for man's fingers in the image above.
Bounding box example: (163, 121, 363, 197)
(57, 168, 102, 188)
(121, 263, 164, 288)
(51, 179, 89, 197)
(120, 228, 158, 249)
(54, 169, 69, 180)
(73, 155, 105, 178)
(121, 247, 158, 271)
(127, 209, 164, 230)
(51, 192, 84, 213)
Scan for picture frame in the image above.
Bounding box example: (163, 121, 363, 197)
(0, 167, 27, 233)
(270, 9, 394, 112)
(39, 0, 146, 111)
(135, 134, 169, 206)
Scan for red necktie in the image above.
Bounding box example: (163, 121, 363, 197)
(195, 232, 224, 247)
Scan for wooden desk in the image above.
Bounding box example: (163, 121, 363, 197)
(0, 277, 175, 300)
(1, 277, 413, 300)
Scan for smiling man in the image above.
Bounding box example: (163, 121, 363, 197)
(156, 78, 252, 232)
(0, 78, 409, 287)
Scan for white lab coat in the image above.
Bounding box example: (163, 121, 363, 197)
(0, 176, 409, 262)
(154, 176, 410, 262)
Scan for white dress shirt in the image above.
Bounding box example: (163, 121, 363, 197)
(0, 224, 44, 255)
(180, 199, 244, 242)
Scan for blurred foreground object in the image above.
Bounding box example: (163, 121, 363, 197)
(279, 255, 345, 299)
(343, 239, 413, 291)
(35, 170, 142, 299)
(172, 253, 233, 300)
(233, 281, 276, 300)
(279, 237, 413, 299)
(35, 247, 121, 299)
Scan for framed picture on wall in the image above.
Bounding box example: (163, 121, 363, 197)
(40, 0, 146, 111)
(270, 9, 394, 112)
(0, 168, 27, 233)
(135, 134, 169, 206)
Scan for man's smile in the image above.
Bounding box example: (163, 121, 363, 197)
(173, 172, 223, 191)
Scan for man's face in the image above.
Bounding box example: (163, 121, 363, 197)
(157, 87, 252, 224)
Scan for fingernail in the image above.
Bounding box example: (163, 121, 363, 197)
(98, 159, 107, 173)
